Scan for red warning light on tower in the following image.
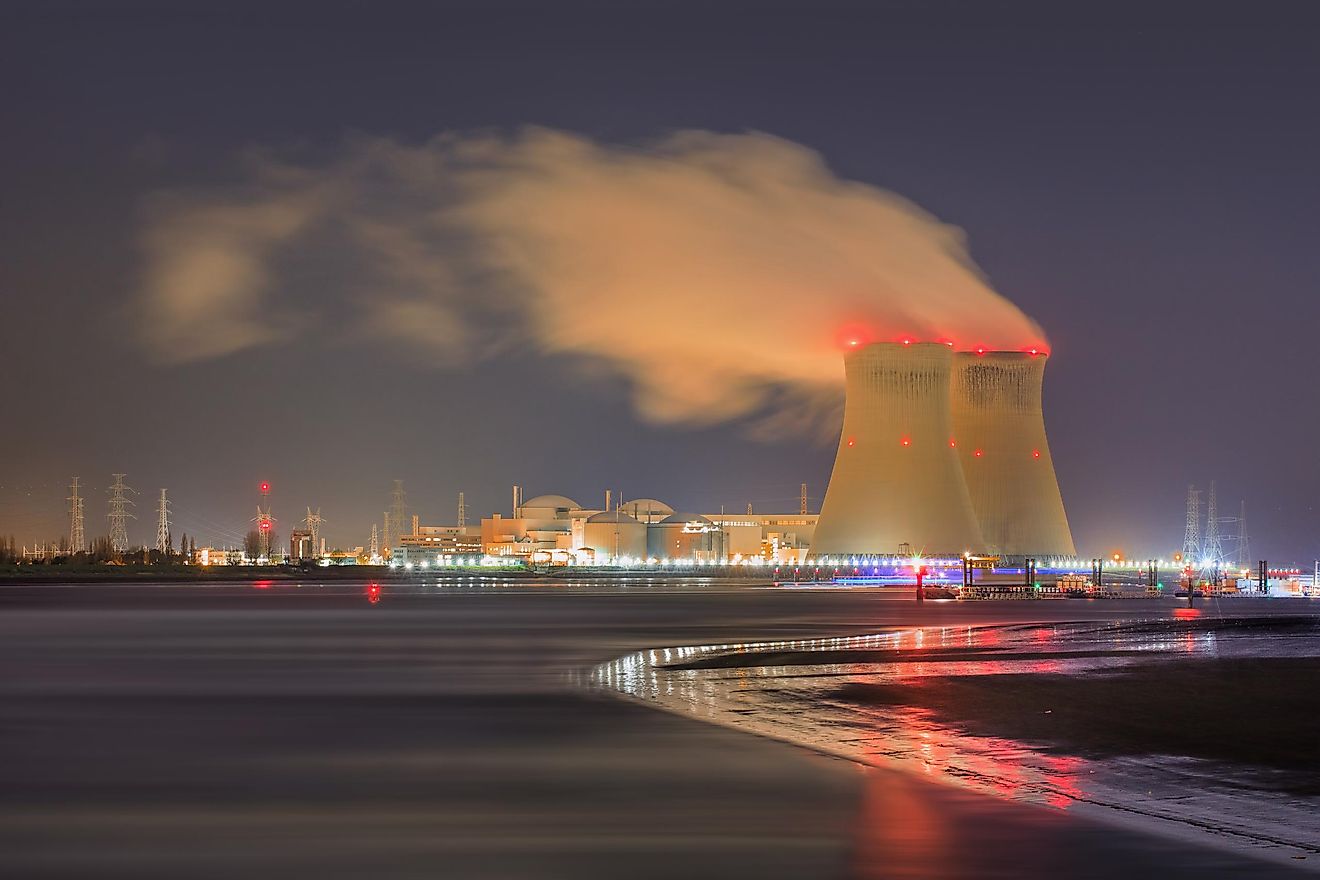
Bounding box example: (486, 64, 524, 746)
(260, 481, 270, 494)
(259, 520, 271, 532)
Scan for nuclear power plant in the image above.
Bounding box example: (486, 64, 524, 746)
(811, 341, 1074, 557)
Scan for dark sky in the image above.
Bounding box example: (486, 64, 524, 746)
(3, 0, 1319, 559)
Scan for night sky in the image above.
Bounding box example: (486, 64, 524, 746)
(3, 1, 1319, 559)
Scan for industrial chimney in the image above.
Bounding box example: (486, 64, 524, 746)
(950, 351, 1075, 556)
(811, 342, 985, 556)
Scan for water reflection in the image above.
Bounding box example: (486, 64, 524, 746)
(594, 618, 1320, 865)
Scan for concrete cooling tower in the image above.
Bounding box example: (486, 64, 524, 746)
(950, 351, 1075, 556)
(811, 342, 985, 556)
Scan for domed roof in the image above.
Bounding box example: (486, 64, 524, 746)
(586, 510, 641, 524)
(620, 498, 674, 522)
(520, 494, 581, 511)
(658, 512, 712, 526)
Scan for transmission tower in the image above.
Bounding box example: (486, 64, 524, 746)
(1181, 484, 1200, 565)
(67, 477, 85, 553)
(390, 480, 407, 541)
(1202, 481, 1223, 567)
(1236, 500, 1251, 568)
(382, 511, 392, 558)
(800, 483, 808, 516)
(457, 491, 466, 528)
(252, 506, 275, 559)
(304, 507, 323, 553)
(370, 523, 380, 561)
(155, 489, 171, 553)
(106, 474, 136, 554)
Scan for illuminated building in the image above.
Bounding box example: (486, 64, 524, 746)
(646, 513, 725, 561)
(579, 510, 647, 560)
(398, 525, 483, 555)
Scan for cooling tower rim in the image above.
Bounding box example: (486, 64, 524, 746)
(955, 348, 1050, 360)
(844, 341, 1049, 358)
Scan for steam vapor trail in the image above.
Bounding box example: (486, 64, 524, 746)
(137, 128, 1044, 429)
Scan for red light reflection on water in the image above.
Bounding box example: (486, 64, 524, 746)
(251, 581, 272, 590)
(1172, 607, 1201, 620)
(849, 701, 1086, 877)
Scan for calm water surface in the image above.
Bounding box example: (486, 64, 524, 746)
(0, 580, 1312, 879)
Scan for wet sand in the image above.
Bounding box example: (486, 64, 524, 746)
(836, 656, 1320, 791)
(1, 582, 1314, 878)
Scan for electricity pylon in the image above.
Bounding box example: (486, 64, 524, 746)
(107, 474, 136, 554)
(67, 477, 85, 553)
(1202, 481, 1223, 568)
(457, 491, 466, 528)
(303, 507, 323, 553)
(1181, 485, 1200, 565)
(156, 489, 171, 553)
(1236, 501, 1251, 568)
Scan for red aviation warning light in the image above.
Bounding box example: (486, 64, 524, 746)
(259, 481, 270, 494)
(900, 436, 911, 447)
(835, 323, 873, 350)
(1032, 449, 1041, 459)
(259, 520, 271, 532)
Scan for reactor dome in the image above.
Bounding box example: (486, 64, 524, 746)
(648, 513, 722, 560)
(619, 498, 674, 523)
(519, 494, 582, 519)
(582, 510, 647, 560)
(585, 510, 639, 524)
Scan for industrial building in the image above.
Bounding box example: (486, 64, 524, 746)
(811, 341, 1074, 557)
(397, 493, 814, 565)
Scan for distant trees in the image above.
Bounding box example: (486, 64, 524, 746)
(88, 536, 115, 563)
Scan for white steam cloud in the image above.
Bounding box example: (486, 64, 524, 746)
(138, 129, 1043, 426)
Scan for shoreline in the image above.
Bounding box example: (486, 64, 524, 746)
(595, 614, 1320, 870)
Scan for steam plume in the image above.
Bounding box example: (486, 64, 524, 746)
(137, 128, 1043, 425)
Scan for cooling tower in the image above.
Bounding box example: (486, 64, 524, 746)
(950, 351, 1075, 556)
(811, 342, 985, 556)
